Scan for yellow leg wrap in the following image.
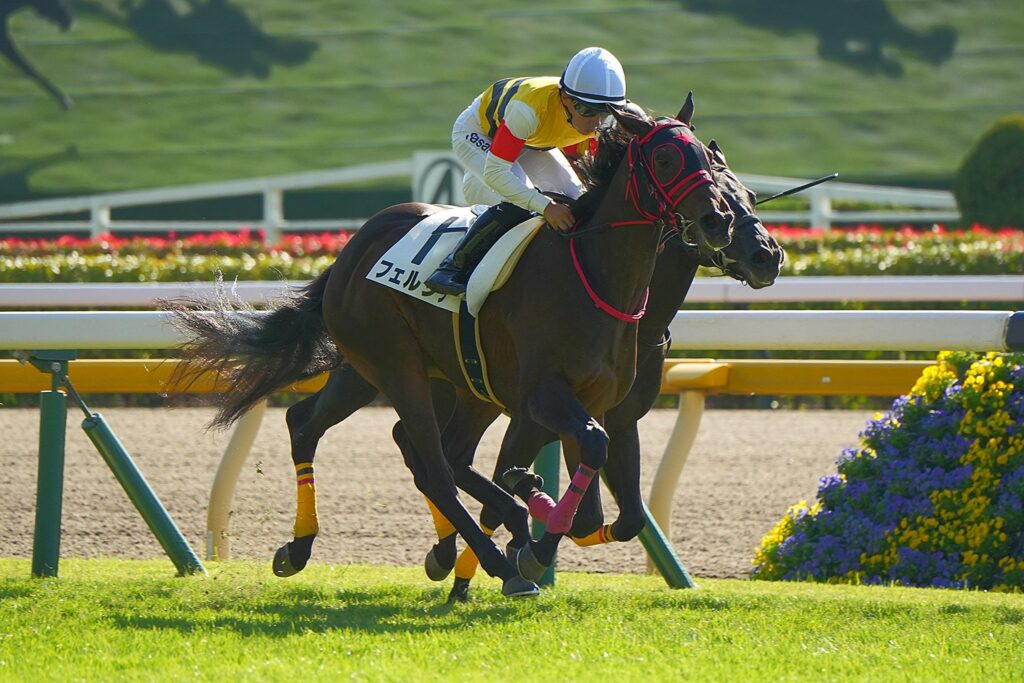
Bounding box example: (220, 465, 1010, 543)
(571, 524, 616, 547)
(454, 525, 493, 580)
(425, 497, 456, 538)
(294, 462, 319, 537)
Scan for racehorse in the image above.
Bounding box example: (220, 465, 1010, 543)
(416, 137, 785, 600)
(0, 0, 74, 109)
(166, 95, 734, 598)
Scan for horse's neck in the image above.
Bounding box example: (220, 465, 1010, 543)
(574, 162, 662, 316)
(637, 245, 698, 345)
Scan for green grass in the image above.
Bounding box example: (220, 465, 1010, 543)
(1, 559, 1022, 681)
(1, 0, 1022, 199)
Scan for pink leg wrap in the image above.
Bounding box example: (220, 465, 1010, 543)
(527, 491, 556, 523)
(546, 464, 597, 534)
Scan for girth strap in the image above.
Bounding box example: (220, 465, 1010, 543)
(452, 300, 507, 411)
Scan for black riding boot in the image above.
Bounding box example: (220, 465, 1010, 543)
(425, 202, 532, 297)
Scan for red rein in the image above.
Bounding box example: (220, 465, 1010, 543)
(570, 123, 714, 322)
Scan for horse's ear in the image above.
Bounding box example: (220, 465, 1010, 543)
(708, 139, 727, 165)
(611, 101, 654, 137)
(675, 91, 695, 126)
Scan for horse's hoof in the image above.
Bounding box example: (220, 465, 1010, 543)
(270, 540, 309, 577)
(272, 544, 297, 577)
(502, 575, 540, 598)
(448, 577, 471, 603)
(501, 466, 544, 500)
(424, 546, 453, 582)
(515, 543, 550, 583)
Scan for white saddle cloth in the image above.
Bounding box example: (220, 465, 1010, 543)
(366, 206, 544, 316)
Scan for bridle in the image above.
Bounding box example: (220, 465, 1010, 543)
(568, 119, 720, 322)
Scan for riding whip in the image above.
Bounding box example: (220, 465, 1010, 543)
(755, 173, 839, 205)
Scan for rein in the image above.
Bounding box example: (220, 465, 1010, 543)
(562, 121, 715, 323)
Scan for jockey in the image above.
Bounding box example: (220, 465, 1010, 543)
(425, 46, 628, 296)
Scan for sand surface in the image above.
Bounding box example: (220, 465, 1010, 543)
(0, 406, 875, 580)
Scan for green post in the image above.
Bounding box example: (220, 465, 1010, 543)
(532, 441, 561, 586)
(82, 413, 206, 576)
(637, 499, 696, 588)
(31, 390, 68, 578)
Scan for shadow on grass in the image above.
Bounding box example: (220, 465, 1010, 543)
(105, 584, 544, 636)
(675, 0, 956, 77)
(78, 0, 317, 79)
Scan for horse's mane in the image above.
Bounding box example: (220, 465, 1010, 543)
(572, 124, 634, 224)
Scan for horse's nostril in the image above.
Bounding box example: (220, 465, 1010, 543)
(752, 251, 769, 265)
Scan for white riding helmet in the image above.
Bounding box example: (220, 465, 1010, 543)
(559, 47, 627, 108)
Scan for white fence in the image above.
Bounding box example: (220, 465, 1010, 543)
(1, 275, 1022, 308)
(0, 154, 959, 238)
(3, 309, 1022, 353)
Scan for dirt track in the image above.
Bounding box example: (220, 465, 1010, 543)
(0, 406, 875, 580)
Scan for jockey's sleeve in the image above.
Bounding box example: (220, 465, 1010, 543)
(481, 101, 551, 215)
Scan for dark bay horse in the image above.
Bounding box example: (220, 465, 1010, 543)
(167, 98, 734, 598)
(418, 137, 785, 600)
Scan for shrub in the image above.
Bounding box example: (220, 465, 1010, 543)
(953, 115, 1024, 228)
(752, 351, 1024, 591)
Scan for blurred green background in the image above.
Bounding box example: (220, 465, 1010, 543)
(1, 0, 1021, 205)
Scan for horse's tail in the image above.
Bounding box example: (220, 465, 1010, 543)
(163, 268, 340, 429)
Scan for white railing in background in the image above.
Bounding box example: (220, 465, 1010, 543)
(0, 161, 411, 241)
(2, 310, 1021, 352)
(740, 173, 958, 228)
(0, 155, 959, 238)
(2, 275, 1021, 308)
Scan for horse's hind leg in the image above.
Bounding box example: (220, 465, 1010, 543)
(273, 364, 379, 577)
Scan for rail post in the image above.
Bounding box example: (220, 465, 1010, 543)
(533, 441, 561, 586)
(19, 350, 205, 577)
(24, 350, 75, 578)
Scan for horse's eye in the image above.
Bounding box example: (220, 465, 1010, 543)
(652, 146, 684, 184)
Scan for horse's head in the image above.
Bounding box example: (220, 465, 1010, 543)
(610, 94, 734, 252)
(701, 140, 785, 289)
(32, 0, 73, 31)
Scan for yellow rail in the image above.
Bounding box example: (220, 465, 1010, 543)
(0, 359, 327, 394)
(660, 358, 931, 396)
(2, 358, 930, 396)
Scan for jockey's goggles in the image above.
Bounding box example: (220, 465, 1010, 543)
(569, 98, 609, 118)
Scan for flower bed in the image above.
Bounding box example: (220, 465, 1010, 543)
(1, 224, 1020, 282)
(752, 351, 1024, 591)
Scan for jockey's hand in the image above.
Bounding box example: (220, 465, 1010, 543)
(543, 202, 576, 232)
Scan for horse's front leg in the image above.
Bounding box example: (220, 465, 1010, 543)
(570, 344, 665, 546)
(514, 376, 609, 580)
(273, 365, 379, 577)
(429, 394, 534, 603)
(593, 420, 646, 543)
(447, 417, 554, 601)
(378, 370, 538, 599)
